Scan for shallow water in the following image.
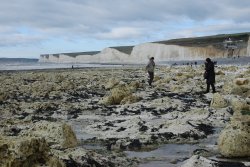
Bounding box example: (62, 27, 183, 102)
(126, 143, 198, 167)
(73, 128, 220, 166)
(125, 128, 222, 167)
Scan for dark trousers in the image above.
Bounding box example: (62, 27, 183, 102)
(206, 83, 215, 93)
(148, 72, 154, 86)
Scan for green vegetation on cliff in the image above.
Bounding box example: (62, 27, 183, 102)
(154, 32, 250, 48)
(110, 46, 134, 54)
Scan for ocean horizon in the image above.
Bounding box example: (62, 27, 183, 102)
(0, 58, 124, 71)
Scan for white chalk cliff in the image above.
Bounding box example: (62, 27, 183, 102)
(39, 33, 250, 64)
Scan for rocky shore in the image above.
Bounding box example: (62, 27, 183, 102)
(0, 64, 249, 167)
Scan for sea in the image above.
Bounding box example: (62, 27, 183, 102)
(0, 58, 122, 71)
(0, 56, 250, 71)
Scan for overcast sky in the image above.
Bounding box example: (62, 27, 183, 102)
(0, 0, 250, 58)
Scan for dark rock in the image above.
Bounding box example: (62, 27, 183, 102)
(193, 149, 209, 155)
(10, 127, 21, 136)
(139, 125, 148, 132)
(179, 132, 200, 140)
(196, 123, 214, 135)
(216, 160, 248, 167)
(151, 135, 158, 141)
(151, 128, 158, 132)
(18, 112, 29, 119)
(116, 120, 126, 123)
(63, 158, 80, 167)
(104, 122, 116, 127)
(116, 127, 126, 132)
(159, 132, 175, 139)
(226, 107, 234, 115)
(128, 139, 142, 150)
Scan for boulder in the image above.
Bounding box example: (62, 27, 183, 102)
(105, 78, 120, 89)
(181, 155, 215, 167)
(230, 98, 250, 114)
(210, 93, 228, 108)
(99, 96, 114, 105)
(222, 82, 234, 94)
(153, 75, 161, 82)
(215, 70, 225, 75)
(0, 137, 54, 167)
(120, 95, 141, 104)
(110, 84, 131, 103)
(233, 87, 249, 97)
(234, 78, 249, 86)
(128, 81, 143, 92)
(218, 98, 250, 157)
(218, 120, 250, 157)
(21, 121, 77, 149)
(100, 84, 132, 105)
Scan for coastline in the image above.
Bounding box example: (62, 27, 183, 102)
(0, 64, 249, 166)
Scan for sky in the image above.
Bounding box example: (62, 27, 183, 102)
(0, 0, 250, 58)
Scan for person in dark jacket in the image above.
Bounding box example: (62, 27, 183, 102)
(204, 58, 216, 93)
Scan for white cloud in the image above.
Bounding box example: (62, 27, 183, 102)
(0, 33, 44, 47)
(0, 0, 250, 57)
(96, 27, 143, 39)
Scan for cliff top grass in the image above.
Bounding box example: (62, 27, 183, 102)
(110, 46, 134, 55)
(41, 51, 100, 58)
(154, 32, 250, 48)
(104, 32, 250, 53)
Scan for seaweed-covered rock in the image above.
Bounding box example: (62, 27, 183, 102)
(20, 121, 77, 149)
(120, 95, 141, 104)
(216, 70, 225, 75)
(234, 78, 249, 86)
(210, 93, 228, 108)
(230, 98, 250, 113)
(218, 98, 250, 157)
(181, 155, 215, 167)
(218, 120, 250, 157)
(0, 137, 54, 167)
(100, 84, 132, 105)
(231, 85, 249, 96)
(105, 78, 120, 89)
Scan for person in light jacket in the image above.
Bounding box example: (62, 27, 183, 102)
(146, 57, 155, 86)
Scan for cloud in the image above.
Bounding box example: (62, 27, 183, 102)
(96, 27, 144, 39)
(0, 33, 45, 47)
(0, 0, 250, 56)
(168, 22, 250, 39)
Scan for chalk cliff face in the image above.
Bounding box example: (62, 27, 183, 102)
(130, 43, 226, 62)
(247, 37, 250, 56)
(96, 48, 130, 63)
(39, 33, 250, 64)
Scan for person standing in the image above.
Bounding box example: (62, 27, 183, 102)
(204, 58, 216, 93)
(146, 57, 155, 86)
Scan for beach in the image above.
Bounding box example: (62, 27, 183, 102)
(0, 64, 250, 166)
